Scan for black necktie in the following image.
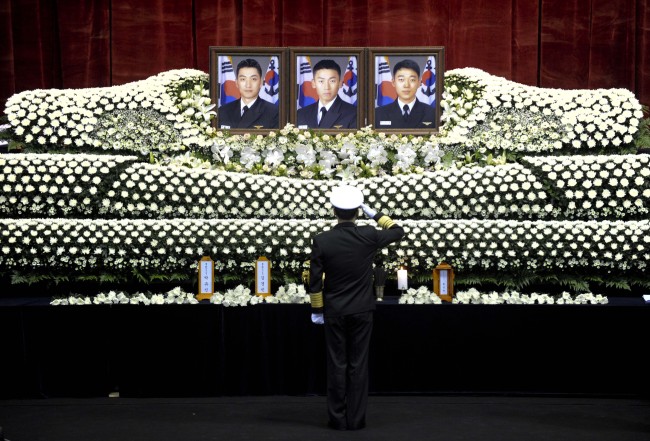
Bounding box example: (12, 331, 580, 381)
(241, 105, 249, 117)
(403, 104, 410, 118)
(318, 107, 327, 126)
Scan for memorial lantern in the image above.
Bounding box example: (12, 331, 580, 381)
(255, 256, 272, 297)
(197, 256, 214, 300)
(433, 262, 454, 301)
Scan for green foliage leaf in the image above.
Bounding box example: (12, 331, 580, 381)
(634, 105, 650, 148)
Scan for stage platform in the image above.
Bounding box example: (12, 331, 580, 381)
(2, 395, 649, 441)
(0, 297, 648, 399)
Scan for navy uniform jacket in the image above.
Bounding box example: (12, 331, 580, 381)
(309, 214, 404, 317)
(374, 99, 436, 129)
(297, 96, 357, 129)
(218, 98, 279, 129)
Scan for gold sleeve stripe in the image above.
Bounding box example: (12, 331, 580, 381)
(377, 215, 396, 229)
(310, 292, 324, 308)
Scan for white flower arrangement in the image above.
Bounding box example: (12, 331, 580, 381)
(0, 153, 539, 220)
(204, 124, 447, 179)
(4, 69, 214, 153)
(451, 288, 608, 305)
(51, 286, 198, 305)
(3, 68, 645, 181)
(50, 284, 608, 306)
(3, 153, 648, 221)
(2, 217, 647, 280)
(271, 283, 310, 304)
(441, 68, 643, 154)
(397, 286, 443, 304)
(3, 67, 648, 298)
(522, 154, 650, 219)
(0, 153, 138, 216)
(210, 284, 253, 306)
(51, 295, 93, 306)
(208, 283, 309, 306)
(50, 284, 312, 306)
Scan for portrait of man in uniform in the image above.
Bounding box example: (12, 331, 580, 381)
(371, 49, 444, 132)
(209, 48, 286, 131)
(291, 49, 364, 131)
(374, 59, 435, 129)
(297, 59, 357, 129)
(217, 58, 279, 129)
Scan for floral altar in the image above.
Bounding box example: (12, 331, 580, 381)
(1, 67, 648, 304)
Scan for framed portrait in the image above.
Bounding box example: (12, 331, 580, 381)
(209, 47, 288, 133)
(289, 47, 366, 132)
(368, 47, 445, 134)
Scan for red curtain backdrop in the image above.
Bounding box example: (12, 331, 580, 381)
(1, 0, 649, 111)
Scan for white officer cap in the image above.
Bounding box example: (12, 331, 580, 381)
(329, 185, 364, 209)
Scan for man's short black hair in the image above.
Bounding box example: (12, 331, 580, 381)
(393, 59, 420, 78)
(313, 59, 341, 78)
(237, 58, 263, 77)
(334, 207, 358, 221)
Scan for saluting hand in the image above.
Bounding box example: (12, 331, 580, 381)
(360, 204, 376, 219)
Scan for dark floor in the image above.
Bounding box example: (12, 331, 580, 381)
(1, 395, 649, 441)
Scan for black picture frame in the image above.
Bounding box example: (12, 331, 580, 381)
(208, 46, 288, 133)
(368, 47, 445, 134)
(289, 47, 366, 133)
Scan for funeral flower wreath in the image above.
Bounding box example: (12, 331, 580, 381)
(1, 66, 648, 304)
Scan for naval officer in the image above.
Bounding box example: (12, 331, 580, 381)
(309, 185, 404, 430)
